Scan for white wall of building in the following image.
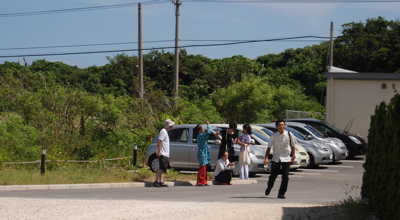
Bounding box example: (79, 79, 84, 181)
(326, 73, 400, 141)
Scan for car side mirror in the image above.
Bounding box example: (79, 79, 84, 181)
(214, 139, 221, 145)
(306, 135, 313, 140)
(250, 139, 255, 144)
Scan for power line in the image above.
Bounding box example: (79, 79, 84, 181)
(0, 40, 173, 51)
(188, 0, 400, 2)
(1, 0, 399, 18)
(0, 38, 328, 51)
(0, 35, 331, 58)
(0, 1, 164, 18)
(2, 33, 396, 52)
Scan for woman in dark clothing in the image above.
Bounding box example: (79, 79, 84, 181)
(215, 122, 238, 162)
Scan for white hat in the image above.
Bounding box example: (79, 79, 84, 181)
(164, 119, 175, 128)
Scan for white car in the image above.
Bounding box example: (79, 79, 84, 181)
(251, 125, 309, 168)
(258, 125, 334, 168)
(259, 122, 348, 162)
(211, 124, 304, 172)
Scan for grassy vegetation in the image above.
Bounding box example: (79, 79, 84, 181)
(0, 165, 197, 186)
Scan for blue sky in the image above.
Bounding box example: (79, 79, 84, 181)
(1, 0, 399, 68)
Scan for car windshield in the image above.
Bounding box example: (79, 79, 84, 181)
(287, 128, 306, 140)
(264, 126, 277, 133)
(261, 128, 274, 137)
(252, 130, 269, 142)
(304, 125, 324, 138)
(320, 121, 345, 134)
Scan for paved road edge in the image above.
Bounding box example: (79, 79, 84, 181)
(0, 179, 257, 191)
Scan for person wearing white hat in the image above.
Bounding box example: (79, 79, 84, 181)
(153, 119, 175, 187)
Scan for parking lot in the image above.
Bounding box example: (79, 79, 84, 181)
(0, 156, 365, 204)
(0, 155, 365, 219)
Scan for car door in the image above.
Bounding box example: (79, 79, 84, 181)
(168, 128, 191, 168)
(189, 127, 221, 168)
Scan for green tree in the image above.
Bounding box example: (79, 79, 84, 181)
(334, 17, 400, 73)
(257, 44, 328, 104)
(105, 54, 139, 96)
(176, 98, 222, 124)
(0, 113, 42, 162)
(211, 76, 274, 123)
(270, 85, 325, 119)
(362, 94, 400, 219)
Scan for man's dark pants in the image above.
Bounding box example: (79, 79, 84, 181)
(267, 161, 290, 196)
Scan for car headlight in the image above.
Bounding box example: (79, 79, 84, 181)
(313, 143, 329, 152)
(349, 136, 362, 145)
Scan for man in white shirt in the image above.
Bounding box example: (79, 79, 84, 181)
(153, 119, 175, 187)
(263, 119, 297, 199)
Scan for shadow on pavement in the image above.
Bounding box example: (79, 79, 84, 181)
(282, 205, 343, 219)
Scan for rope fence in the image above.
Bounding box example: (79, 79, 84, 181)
(4, 157, 134, 169)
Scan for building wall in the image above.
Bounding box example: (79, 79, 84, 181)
(326, 78, 400, 141)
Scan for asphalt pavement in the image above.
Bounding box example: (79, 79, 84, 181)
(0, 155, 365, 206)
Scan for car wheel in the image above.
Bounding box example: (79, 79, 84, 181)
(346, 150, 355, 159)
(306, 153, 316, 168)
(148, 154, 159, 172)
(331, 152, 336, 163)
(249, 172, 257, 177)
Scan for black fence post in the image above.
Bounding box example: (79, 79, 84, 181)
(41, 147, 46, 174)
(133, 145, 137, 166)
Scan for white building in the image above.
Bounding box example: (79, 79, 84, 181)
(325, 66, 400, 141)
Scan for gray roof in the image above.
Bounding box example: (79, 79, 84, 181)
(326, 72, 400, 80)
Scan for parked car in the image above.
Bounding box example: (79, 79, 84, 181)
(285, 119, 366, 159)
(211, 124, 303, 171)
(257, 125, 333, 168)
(250, 125, 309, 168)
(269, 122, 348, 162)
(145, 124, 267, 177)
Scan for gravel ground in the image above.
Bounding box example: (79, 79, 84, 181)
(0, 197, 343, 220)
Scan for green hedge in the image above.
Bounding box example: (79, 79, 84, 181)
(362, 93, 400, 219)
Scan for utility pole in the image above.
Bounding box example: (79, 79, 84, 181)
(138, 3, 144, 99)
(172, 0, 181, 99)
(329, 22, 334, 67)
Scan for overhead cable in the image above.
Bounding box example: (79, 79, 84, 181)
(1, 0, 399, 17)
(0, 35, 331, 58)
(0, 1, 164, 18)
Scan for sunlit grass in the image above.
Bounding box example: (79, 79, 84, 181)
(0, 165, 197, 185)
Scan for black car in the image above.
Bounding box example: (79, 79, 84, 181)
(284, 119, 367, 159)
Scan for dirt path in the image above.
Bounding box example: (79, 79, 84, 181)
(0, 197, 341, 220)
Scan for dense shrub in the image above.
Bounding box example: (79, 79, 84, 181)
(362, 94, 400, 219)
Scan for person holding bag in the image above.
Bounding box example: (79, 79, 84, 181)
(264, 119, 297, 199)
(237, 124, 252, 179)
